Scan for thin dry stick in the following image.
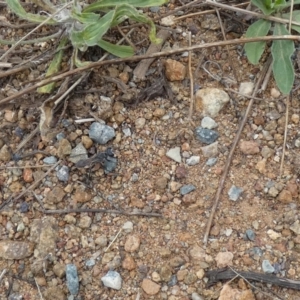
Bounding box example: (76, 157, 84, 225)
(203, 56, 272, 245)
(15, 127, 39, 152)
(280, 95, 290, 176)
(174, 2, 249, 21)
(32, 190, 162, 217)
(0, 3, 71, 61)
(0, 160, 60, 211)
(213, 0, 238, 83)
(105, 227, 123, 252)
(225, 88, 264, 101)
(228, 266, 282, 300)
(0, 164, 55, 169)
(0, 35, 298, 106)
(40, 207, 163, 217)
(206, 0, 300, 27)
(188, 32, 194, 121)
(34, 277, 45, 300)
(0, 269, 6, 282)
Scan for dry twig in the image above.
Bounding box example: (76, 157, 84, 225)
(0, 160, 61, 211)
(188, 32, 194, 121)
(0, 35, 299, 107)
(203, 56, 273, 245)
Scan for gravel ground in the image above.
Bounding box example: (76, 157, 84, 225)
(1, 2, 300, 300)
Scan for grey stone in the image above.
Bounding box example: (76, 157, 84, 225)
(8, 294, 22, 300)
(192, 293, 205, 300)
(239, 82, 254, 96)
(101, 270, 122, 290)
(56, 132, 65, 141)
(206, 157, 217, 166)
(123, 221, 133, 233)
(89, 122, 115, 144)
(166, 147, 181, 163)
(201, 142, 218, 157)
(195, 127, 219, 144)
(201, 116, 217, 129)
(262, 260, 275, 273)
(290, 220, 300, 235)
(245, 229, 256, 241)
(195, 88, 229, 117)
(85, 259, 96, 268)
(66, 264, 79, 295)
(228, 185, 243, 201)
(186, 156, 200, 166)
(180, 184, 196, 195)
(150, 6, 160, 12)
(43, 156, 58, 164)
(56, 165, 69, 182)
(68, 143, 88, 164)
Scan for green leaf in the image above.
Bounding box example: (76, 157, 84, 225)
(271, 23, 295, 94)
(112, 4, 160, 43)
(283, 11, 300, 33)
(244, 19, 271, 64)
(97, 39, 134, 57)
(6, 0, 57, 24)
(84, 0, 167, 12)
(37, 37, 68, 94)
(251, 0, 276, 15)
(71, 11, 100, 24)
(70, 10, 115, 48)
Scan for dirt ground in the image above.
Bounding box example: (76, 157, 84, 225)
(1, 1, 300, 299)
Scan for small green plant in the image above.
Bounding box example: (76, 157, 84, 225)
(4, 0, 167, 92)
(244, 0, 300, 94)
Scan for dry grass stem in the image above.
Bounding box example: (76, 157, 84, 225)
(1, 35, 299, 107)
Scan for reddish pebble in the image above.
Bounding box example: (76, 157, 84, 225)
(23, 168, 33, 183)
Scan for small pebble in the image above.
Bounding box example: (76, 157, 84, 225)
(186, 156, 200, 166)
(101, 270, 122, 290)
(206, 157, 217, 166)
(43, 156, 58, 164)
(57, 166, 69, 182)
(66, 264, 79, 295)
(123, 221, 133, 233)
(192, 292, 205, 300)
(85, 259, 96, 268)
(228, 185, 243, 201)
(262, 260, 275, 273)
(19, 202, 29, 213)
(239, 82, 254, 96)
(56, 132, 65, 141)
(166, 147, 181, 163)
(68, 143, 88, 164)
(89, 122, 115, 144)
(195, 127, 219, 144)
(245, 229, 256, 241)
(201, 116, 217, 129)
(180, 184, 196, 195)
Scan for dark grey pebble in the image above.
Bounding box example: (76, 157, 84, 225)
(19, 202, 29, 213)
(245, 229, 256, 241)
(247, 247, 263, 257)
(180, 184, 196, 195)
(168, 275, 178, 286)
(195, 127, 219, 144)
